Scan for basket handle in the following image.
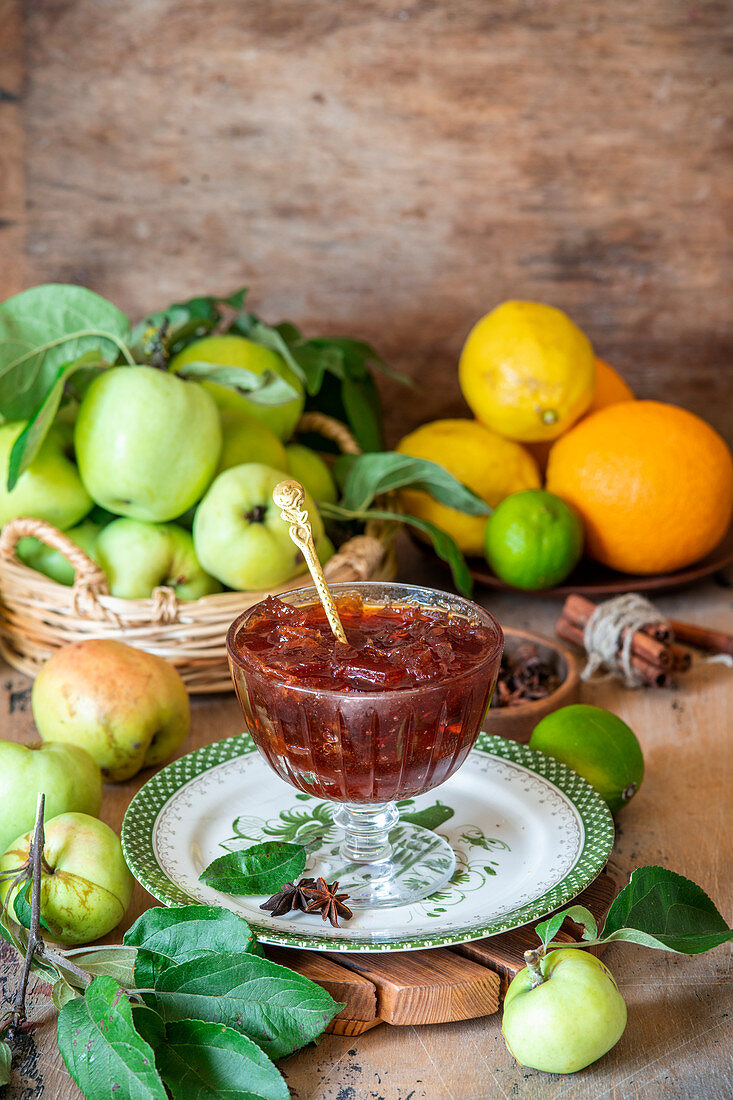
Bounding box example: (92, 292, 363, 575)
(296, 412, 361, 456)
(0, 516, 122, 624)
(0, 517, 107, 585)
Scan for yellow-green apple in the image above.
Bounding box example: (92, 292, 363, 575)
(502, 949, 627, 1073)
(96, 518, 221, 600)
(0, 812, 134, 945)
(169, 334, 305, 441)
(217, 408, 288, 474)
(74, 366, 222, 522)
(17, 519, 102, 586)
(193, 463, 332, 590)
(32, 639, 190, 781)
(0, 421, 92, 528)
(285, 443, 338, 504)
(0, 741, 102, 854)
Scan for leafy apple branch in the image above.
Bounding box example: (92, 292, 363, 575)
(522, 865, 733, 986)
(0, 804, 341, 1097)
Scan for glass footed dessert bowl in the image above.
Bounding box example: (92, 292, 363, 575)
(226, 581, 503, 909)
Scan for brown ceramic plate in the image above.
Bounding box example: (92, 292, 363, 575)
(482, 627, 581, 744)
(422, 523, 733, 599)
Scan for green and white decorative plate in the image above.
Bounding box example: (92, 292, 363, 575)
(122, 733, 614, 953)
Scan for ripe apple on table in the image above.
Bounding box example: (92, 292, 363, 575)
(0, 740, 102, 854)
(502, 948, 627, 1073)
(0, 812, 134, 945)
(32, 639, 191, 782)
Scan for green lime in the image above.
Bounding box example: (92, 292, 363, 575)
(484, 489, 583, 590)
(529, 704, 644, 813)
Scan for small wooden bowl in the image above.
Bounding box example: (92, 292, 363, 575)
(483, 627, 581, 744)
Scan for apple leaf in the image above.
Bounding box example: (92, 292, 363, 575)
(0, 284, 132, 420)
(230, 311, 409, 451)
(334, 452, 491, 516)
(135, 949, 342, 1060)
(124, 904, 260, 961)
(599, 866, 733, 954)
(154, 1019, 289, 1100)
(130, 289, 249, 362)
(175, 361, 300, 407)
(12, 882, 51, 933)
(52, 977, 81, 1011)
(535, 905, 599, 950)
(6, 350, 107, 490)
(57, 975, 167, 1100)
(0, 1040, 10, 1087)
(321, 501, 474, 596)
(65, 945, 138, 988)
(199, 842, 307, 896)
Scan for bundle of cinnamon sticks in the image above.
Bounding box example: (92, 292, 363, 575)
(556, 594, 691, 688)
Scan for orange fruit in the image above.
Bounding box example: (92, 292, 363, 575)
(527, 359, 635, 475)
(587, 357, 634, 415)
(546, 401, 733, 574)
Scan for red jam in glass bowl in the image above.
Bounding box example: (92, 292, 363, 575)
(227, 584, 503, 804)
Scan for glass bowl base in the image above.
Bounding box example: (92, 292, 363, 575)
(304, 822, 457, 910)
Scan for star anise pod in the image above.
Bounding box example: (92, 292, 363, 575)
(259, 876, 317, 917)
(301, 877, 354, 928)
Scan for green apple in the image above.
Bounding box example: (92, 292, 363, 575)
(285, 443, 338, 504)
(96, 518, 222, 600)
(193, 463, 330, 590)
(0, 421, 92, 529)
(0, 812, 134, 945)
(169, 334, 305, 442)
(217, 408, 288, 474)
(74, 366, 222, 522)
(0, 741, 102, 855)
(17, 519, 102, 586)
(502, 949, 627, 1074)
(32, 639, 191, 781)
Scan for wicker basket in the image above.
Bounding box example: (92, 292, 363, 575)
(0, 413, 396, 692)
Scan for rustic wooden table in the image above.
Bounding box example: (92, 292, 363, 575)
(1, 545, 731, 1099)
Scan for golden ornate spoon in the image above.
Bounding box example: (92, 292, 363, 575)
(272, 479, 347, 643)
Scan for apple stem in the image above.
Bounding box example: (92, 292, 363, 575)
(524, 948, 546, 988)
(10, 793, 46, 1027)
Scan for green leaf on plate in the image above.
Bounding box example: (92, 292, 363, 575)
(399, 803, 455, 831)
(155, 1019, 289, 1100)
(334, 452, 490, 516)
(6, 349, 106, 490)
(0, 284, 132, 420)
(199, 842, 307, 896)
(57, 975, 167, 1099)
(599, 866, 733, 954)
(124, 904, 259, 961)
(175, 361, 300, 406)
(135, 949, 342, 1060)
(0, 1040, 11, 1087)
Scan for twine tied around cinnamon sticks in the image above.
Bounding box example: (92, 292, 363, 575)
(579, 593, 670, 687)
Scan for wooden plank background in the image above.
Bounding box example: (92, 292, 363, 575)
(1, 0, 731, 442)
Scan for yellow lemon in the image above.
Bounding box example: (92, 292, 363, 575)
(395, 419, 541, 555)
(459, 301, 595, 442)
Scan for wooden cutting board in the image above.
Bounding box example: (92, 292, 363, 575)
(264, 866, 620, 1035)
